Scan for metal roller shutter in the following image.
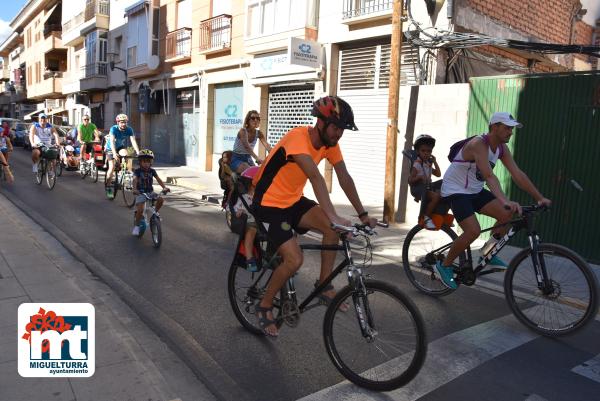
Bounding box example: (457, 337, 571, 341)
(267, 84, 315, 147)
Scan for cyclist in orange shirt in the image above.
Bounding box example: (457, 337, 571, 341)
(252, 96, 377, 337)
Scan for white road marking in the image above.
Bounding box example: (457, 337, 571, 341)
(523, 394, 549, 401)
(297, 313, 538, 401)
(572, 353, 600, 384)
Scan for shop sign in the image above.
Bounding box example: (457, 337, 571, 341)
(287, 37, 321, 69)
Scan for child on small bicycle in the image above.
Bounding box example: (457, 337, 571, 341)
(408, 134, 442, 230)
(233, 166, 260, 272)
(131, 149, 170, 236)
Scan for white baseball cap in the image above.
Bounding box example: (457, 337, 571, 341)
(489, 112, 523, 128)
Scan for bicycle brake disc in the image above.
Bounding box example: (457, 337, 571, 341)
(281, 300, 300, 328)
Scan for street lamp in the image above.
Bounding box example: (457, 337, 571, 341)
(109, 61, 130, 118)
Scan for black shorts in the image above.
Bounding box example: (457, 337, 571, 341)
(81, 143, 94, 154)
(410, 180, 442, 200)
(253, 196, 318, 251)
(443, 189, 496, 222)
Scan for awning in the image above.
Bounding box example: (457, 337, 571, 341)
(42, 4, 58, 25)
(23, 109, 45, 121)
(124, 0, 149, 17)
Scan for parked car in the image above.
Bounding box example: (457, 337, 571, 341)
(13, 122, 29, 147)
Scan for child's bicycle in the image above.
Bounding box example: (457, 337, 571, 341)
(402, 204, 599, 337)
(133, 190, 168, 248)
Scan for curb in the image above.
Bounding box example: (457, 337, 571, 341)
(2, 190, 252, 401)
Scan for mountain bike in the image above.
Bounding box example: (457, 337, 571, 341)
(133, 190, 168, 248)
(228, 222, 427, 391)
(402, 204, 599, 336)
(105, 154, 135, 207)
(34, 146, 58, 190)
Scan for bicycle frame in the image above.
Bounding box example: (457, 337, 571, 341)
(431, 207, 551, 290)
(256, 231, 374, 338)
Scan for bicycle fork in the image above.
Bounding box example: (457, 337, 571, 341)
(528, 234, 555, 296)
(348, 267, 377, 341)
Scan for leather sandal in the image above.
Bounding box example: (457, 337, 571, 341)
(255, 304, 278, 337)
(314, 280, 349, 312)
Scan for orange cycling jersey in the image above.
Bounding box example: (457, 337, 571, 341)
(253, 126, 343, 208)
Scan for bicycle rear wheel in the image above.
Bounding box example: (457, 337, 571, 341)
(227, 245, 283, 335)
(122, 172, 136, 208)
(150, 215, 161, 248)
(402, 224, 464, 297)
(323, 280, 426, 391)
(504, 243, 599, 336)
(56, 161, 63, 176)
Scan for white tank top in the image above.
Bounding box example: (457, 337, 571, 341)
(33, 123, 54, 146)
(441, 135, 502, 196)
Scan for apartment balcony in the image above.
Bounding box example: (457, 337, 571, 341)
(81, 0, 109, 36)
(199, 15, 232, 55)
(79, 62, 108, 91)
(28, 76, 62, 100)
(9, 83, 26, 103)
(62, 0, 109, 47)
(342, 0, 393, 24)
(43, 31, 66, 54)
(165, 28, 192, 63)
(62, 11, 85, 46)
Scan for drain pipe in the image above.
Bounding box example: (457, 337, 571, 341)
(447, 0, 453, 20)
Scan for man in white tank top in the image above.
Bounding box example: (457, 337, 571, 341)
(29, 113, 61, 175)
(434, 112, 552, 289)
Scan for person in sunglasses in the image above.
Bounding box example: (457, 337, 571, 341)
(77, 114, 101, 167)
(230, 110, 272, 174)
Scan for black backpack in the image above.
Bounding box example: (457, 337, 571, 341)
(447, 134, 503, 162)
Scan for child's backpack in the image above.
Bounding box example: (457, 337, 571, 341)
(447, 134, 503, 162)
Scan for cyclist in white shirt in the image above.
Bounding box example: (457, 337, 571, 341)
(29, 113, 61, 175)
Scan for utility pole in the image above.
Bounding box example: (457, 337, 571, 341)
(383, 0, 403, 223)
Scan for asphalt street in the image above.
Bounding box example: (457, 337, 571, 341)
(4, 149, 600, 401)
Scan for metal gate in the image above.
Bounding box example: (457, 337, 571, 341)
(468, 71, 600, 263)
(267, 84, 315, 147)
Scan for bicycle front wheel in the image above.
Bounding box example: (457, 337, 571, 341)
(227, 248, 283, 335)
(35, 162, 43, 185)
(323, 280, 427, 391)
(505, 243, 599, 336)
(150, 215, 161, 248)
(122, 173, 135, 208)
(402, 224, 464, 297)
(46, 163, 56, 190)
(91, 163, 99, 183)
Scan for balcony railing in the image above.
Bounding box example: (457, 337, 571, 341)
(199, 14, 232, 53)
(165, 28, 192, 61)
(44, 70, 63, 80)
(85, 0, 110, 21)
(80, 62, 107, 78)
(342, 0, 393, 19)
(63, 11, 84, 33)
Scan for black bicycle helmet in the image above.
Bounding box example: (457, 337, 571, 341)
(311, 96, 359, 131)
(413, 134, 436, 150)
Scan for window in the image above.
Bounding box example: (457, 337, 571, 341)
(26, 28, 31, 48)
(246, 0, 317, 37)
(85, 31, 97, 67)
(35, 62, 41, 83)
(177, 0, 192, 29)
(27, 66, 32, 85)
(114, 36, 122, 61)
(152, 8, 160, 56)
(127, 46, 137, 68)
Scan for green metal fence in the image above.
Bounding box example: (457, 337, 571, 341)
(467, 71, 600, 263)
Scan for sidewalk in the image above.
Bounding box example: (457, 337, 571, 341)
(0, 194, 217, 401)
